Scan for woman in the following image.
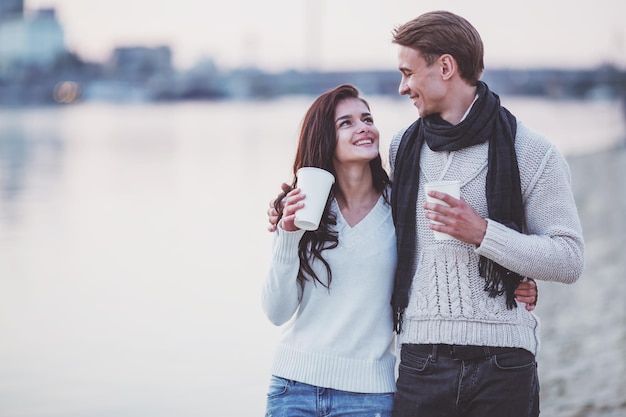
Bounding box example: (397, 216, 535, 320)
(262, 84, 397, 417)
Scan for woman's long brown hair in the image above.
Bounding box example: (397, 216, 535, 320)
(273, 84, 391, 289)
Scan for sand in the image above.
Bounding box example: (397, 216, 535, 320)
(535, 143, 626, 417)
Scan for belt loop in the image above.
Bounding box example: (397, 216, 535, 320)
(431, 344, 439, 360)
(483, 346, 491, 358)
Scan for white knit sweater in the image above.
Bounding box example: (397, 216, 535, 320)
(262, 195, 397, 393)
(389, 121, 585, 355)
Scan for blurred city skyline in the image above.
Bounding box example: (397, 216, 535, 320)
(24, 0, 626, 72)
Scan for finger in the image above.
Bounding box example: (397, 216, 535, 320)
(522, 277, 537, 288)
(286, 187, 302, 198)
(270, 182, 291, 209)
(284, 189, 305, 208)
(427, 190, 459, 206)
(515, 278, 537, 292)
(284, 201, 304, 218)
(280, 213, 299, 232)
(514, 285, 536, 294)
(424, 201, 445, 216)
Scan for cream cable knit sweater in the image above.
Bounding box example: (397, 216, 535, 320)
(389, 121, 585, 355)
(262, 195, 398, 393)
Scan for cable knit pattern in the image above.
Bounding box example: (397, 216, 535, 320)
(261, 193, 398, 393)
(389, 121, 584, 355)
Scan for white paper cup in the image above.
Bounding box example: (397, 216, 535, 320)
(294, 167, 335, 231)
(424, 180, 461, 240)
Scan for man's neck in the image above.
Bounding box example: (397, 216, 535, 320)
(439, 82, 478, 125)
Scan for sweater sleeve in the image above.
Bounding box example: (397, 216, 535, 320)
(388, 128, 407, 181)
(261, 227, 306, 325)
(476, 143, 585, 284)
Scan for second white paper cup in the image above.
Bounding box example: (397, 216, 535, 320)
(294, 167, 335, 231)
(424, 180, 461, 240)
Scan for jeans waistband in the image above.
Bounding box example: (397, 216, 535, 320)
(406, 343, 523, 361)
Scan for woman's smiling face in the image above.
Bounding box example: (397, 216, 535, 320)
(332, 97, 380, 166)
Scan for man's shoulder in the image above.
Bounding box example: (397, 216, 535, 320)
(515, 121, 557, 156)
(514, 121, 569, 180)
(388, 125, 413, 165)
(390, 127, 409, 145)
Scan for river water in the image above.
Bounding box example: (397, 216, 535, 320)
(0, 96, 624, 416)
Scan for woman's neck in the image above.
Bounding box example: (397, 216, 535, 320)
(333, 165, 380, 226)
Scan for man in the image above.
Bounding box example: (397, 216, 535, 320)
(388, 10, 584, 417)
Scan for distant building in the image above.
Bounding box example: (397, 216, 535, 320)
(0, 7, 66, 70)
(107, 46, 174, 80)
(0, 0, 23, 21)
(80, 45, 175, 102)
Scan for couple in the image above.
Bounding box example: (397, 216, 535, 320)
(261, 10, 584, 417)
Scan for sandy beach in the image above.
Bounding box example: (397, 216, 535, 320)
(535, 143, 626, 417)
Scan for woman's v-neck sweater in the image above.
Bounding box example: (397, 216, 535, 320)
(262, 194, 397, 393)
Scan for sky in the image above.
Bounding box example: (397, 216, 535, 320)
(25, 0, 626, 72)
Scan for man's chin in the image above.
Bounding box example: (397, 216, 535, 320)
(415, 104, 427, 118)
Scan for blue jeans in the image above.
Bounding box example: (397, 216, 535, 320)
(393, 344, 540, 417)
(265, 376, 394, 417)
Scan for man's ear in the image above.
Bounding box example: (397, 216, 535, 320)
(439, 54, 456, 80)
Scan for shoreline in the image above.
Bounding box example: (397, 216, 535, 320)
(535, 143, 626, 416)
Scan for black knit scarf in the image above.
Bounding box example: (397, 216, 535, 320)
(390, 81, 524, 333)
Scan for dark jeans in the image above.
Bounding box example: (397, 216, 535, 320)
(393, 344, 540, 417)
